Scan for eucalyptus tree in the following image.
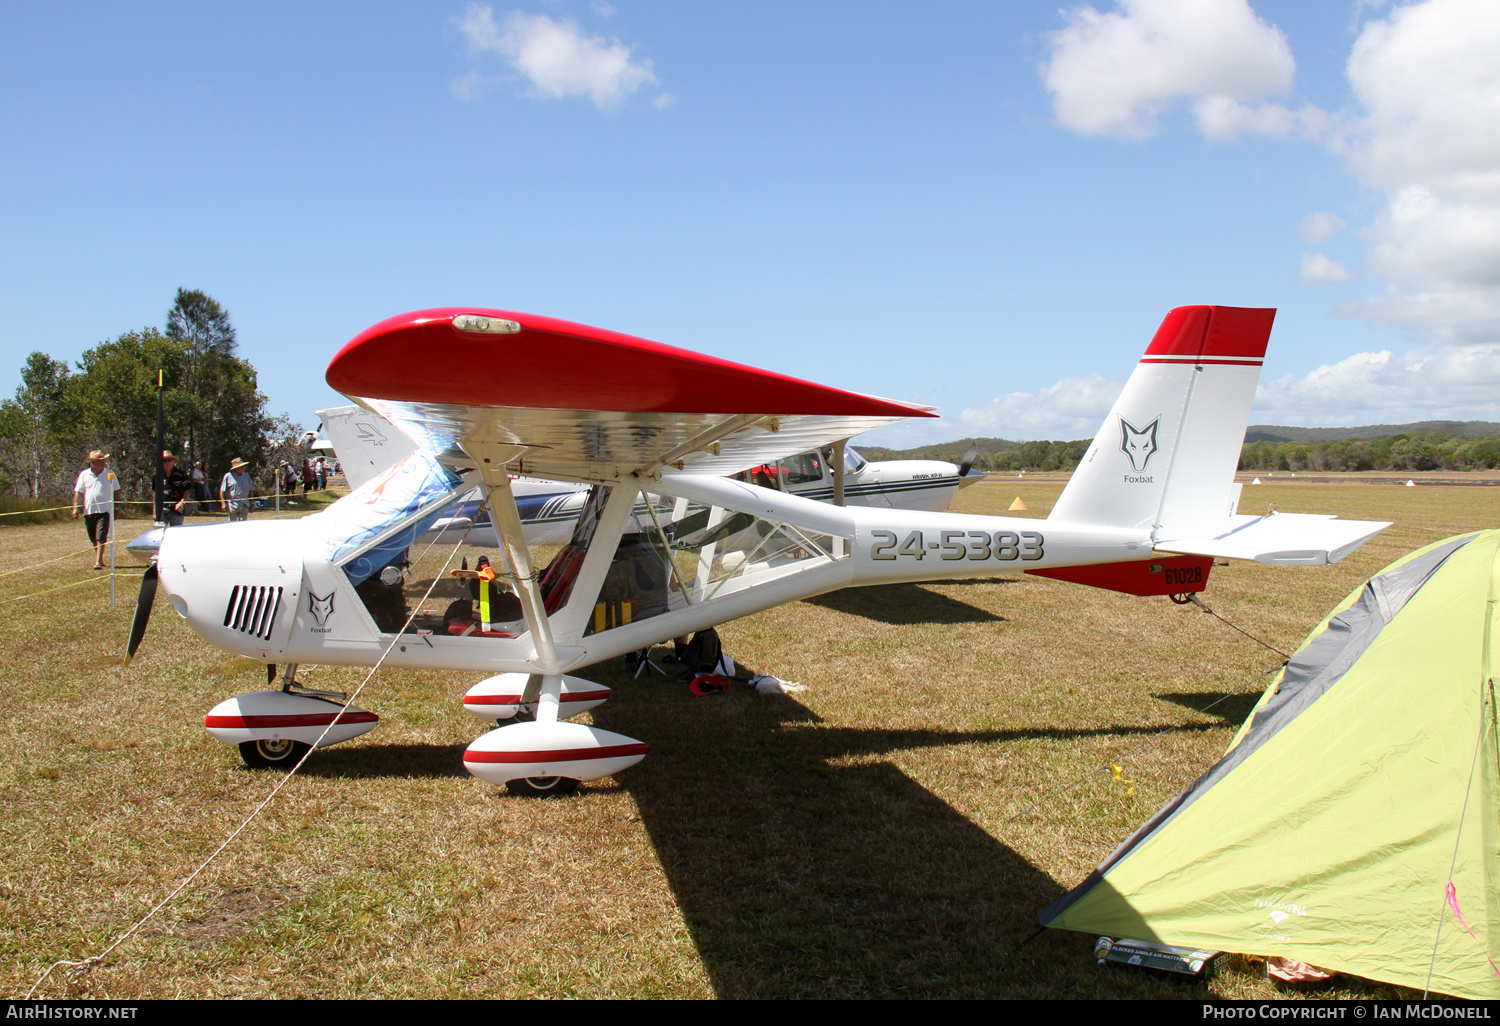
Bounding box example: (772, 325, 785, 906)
(165, 288, 243, 471)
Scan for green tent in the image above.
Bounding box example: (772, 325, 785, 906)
(1041, 530, 1500, 999)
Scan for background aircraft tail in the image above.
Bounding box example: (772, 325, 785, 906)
(317, 404, 415, 491)
(1049, 306, 1271, 539)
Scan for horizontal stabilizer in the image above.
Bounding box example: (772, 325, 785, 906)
(1156, 513, 1391, 566)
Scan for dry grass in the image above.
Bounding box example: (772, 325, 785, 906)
(1, 479, 1492, 999)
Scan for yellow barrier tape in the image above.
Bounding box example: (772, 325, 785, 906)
(0, 500, 162, 518)
(5, 572, 145, 604)
(0, 547, 100, 579)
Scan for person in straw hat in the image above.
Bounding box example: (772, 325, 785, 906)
(219, 457, 254, 522)
(161, 450, 192, 526)
(72, 449, 121, 569)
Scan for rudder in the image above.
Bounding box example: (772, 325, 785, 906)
(1049, 306, 1272, 540)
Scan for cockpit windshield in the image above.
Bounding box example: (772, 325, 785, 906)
(843, 445, 867, 472)
(309, 451, 466, 585)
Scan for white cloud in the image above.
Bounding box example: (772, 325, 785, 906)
(457, 4, 658, 111)
(1329, 0, 1500, 342)
(1193, 95, 1326, 142)
(1043, 0, 1500, 408)
(449, 69, 487, 101)
(1041, 0, 1306, 139)
(870, 343, 1500, 446)
(1254, 344, 1500, 424)
(1299, 252, 1352, 284)
(1297, 211, 1346, 244)
(939, 373, 1127, 441)
(653, 92, 676, 110)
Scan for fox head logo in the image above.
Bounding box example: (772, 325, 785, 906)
(309, 591, 335, 626)
(1119, 417, 1160, 472)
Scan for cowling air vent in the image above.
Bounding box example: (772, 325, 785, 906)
(223, 585, 284, 642)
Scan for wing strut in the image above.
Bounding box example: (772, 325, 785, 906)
(478, 469, 565, 723)
(832, 437, 849, 506)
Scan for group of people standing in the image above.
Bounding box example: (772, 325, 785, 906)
(278, 457, 331, 495)
(70, 449, 317, 568)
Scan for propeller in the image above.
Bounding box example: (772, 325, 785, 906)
(124, 562, 158, 666)
(958, 442, 978, 478)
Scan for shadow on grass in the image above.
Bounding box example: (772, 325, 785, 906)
(591, 682, 1217, 999)
(1154, 691, 1262, 726)
(804, 582, 1008, 625)
(293, 742, 471, 779)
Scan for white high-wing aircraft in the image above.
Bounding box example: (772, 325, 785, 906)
(317, 403, 982, 548)
(126, 305, 1389, 795)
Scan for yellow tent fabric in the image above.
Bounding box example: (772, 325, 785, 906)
(1041, 531, 1500, 999)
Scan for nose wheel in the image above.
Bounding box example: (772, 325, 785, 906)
(505, 776, 580, 797)
(239, 738, 311, 770)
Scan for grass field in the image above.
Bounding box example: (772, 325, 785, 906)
(2, 478, 1493, 999)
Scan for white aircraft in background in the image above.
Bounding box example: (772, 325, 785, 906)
(318, 403, 984, 547)
(124, 305, 1388, 796)
(127, 392, 981, 558)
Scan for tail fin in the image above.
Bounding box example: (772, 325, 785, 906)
(1049, 306, 1272, 539)
(317, 404, 415, 491)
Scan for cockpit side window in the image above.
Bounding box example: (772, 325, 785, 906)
(537, 485, 613, 613)
(313, 451, 467, 586)
(778, 452, 824, 485)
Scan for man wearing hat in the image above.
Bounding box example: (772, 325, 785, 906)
(160, 451, 192, 526)
(72, 450, 121, 570)
(219, 457, 254, 522)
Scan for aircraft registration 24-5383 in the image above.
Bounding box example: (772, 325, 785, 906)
(125, 305, 1389, 795)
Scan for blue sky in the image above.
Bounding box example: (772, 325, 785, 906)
(2, 1, 1496, 446)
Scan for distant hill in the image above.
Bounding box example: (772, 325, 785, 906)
(854, 436, 1031, 462)
(1243, 421, 1500, 443)
(858, 421, 1500, 462)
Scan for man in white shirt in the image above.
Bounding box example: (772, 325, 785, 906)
(72, 449, 122, 570)
(220, 457, 254, 522)
(190, 460, 208, 505)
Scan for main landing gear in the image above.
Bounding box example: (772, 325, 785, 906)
(239, 738, 312, 769)
(505, 776, 581, 797)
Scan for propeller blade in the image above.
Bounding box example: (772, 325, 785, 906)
(124, 562, 158, 665)
(958, 442, 978, 478)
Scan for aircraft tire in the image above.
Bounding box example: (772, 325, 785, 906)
(505, 776, 580, 798)
(239, 738, 311, 770)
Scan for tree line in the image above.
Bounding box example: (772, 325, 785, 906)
(0, 289, 301, 504)
(1238, 431, 1500, 473)
(864, 430, 1500, 474)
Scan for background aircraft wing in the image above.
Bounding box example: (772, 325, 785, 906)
(326, 308, 934, 484)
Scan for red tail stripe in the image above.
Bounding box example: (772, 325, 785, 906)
(464, 743, 649, 763)
(206, 711, 379, 728)
(1143, 306, 1274, 360)
(1139, 357, 1264, 367)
